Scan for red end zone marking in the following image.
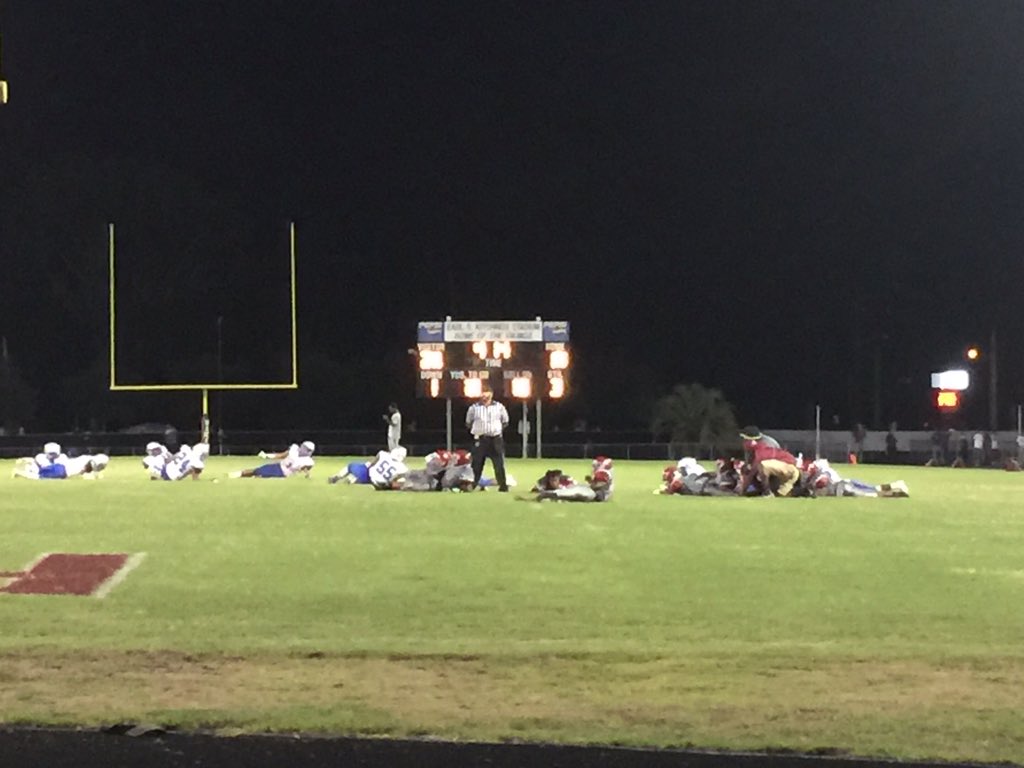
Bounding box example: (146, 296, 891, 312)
(0, 553, 143, 597)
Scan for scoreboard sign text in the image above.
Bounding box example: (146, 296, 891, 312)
(416, 320, 570, 400)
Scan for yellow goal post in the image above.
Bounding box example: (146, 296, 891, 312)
(108, 221, 299, 443)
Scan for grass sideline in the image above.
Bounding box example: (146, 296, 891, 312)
(0, 456, 1022, 764)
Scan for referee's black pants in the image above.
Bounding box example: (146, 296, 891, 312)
(472, 434, 508, 491)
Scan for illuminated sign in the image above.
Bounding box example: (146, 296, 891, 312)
(415, 320, 571, 399)
(930, 369, 969, 391)
(935, 390, 960, 410)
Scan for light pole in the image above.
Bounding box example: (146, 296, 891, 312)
(988, 329, 998, 431)
(217, 316, 223, 453)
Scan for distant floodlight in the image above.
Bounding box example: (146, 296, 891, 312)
(931, 369, 970, 391)
(965, 346, 981, 362)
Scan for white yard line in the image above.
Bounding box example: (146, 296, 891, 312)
(93, 552, 147, 599)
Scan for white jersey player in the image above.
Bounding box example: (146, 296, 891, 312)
(368, 446, 409, 489)
(36, 441, 67, 467)
(268, 441, 316, 474)
(656, 457, 702, 495)
(142, 441, 174, 479)
(231, 441, 315, 479)
(14, 442, 67, 475)
(14, 453, 109, 480)
(148, 443, 210, 481)
(803, 458, 909, 498)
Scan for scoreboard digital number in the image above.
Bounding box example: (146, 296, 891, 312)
(416, 320, 570, 400)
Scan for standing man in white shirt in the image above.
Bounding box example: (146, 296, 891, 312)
(384, 402, 402, 451)
(465, 387, 510, 492)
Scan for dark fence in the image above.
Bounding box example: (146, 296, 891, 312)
(0, 428, 700, 461)
(0, 428, 1016, 466)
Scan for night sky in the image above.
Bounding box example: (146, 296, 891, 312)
(2, 1, 1024, 432)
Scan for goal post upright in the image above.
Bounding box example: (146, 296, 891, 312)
(108, 220, 299, 442)
(108, 222, 117, 392)
(288, 220, 297, 388)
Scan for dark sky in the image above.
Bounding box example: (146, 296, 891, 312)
(3, 0, 1024, 431)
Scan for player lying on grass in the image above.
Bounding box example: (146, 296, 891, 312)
(367, 446, 409, 489)
(229, 440, 315, 479)
(434, 448, 504, 491)
(520, 457, 614, 502)
(327, 446, 512, 491)
(654, 457, 739, 496)
(143, 441, 210, 481)
(393, 447, 464, 491)
(13, 452, 109, 480)
(141, 441, 172, 478)
(327, 446, 409, 486)
(801, 458, 910, 497)
(13, 441, 67, 474)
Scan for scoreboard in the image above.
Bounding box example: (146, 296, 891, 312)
(416, 319, 570, 400)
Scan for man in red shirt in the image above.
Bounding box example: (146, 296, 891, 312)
(739, 431, 800, 497)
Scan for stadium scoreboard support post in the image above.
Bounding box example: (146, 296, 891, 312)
(0, 33, 8, 105)
(415, 318, 570, 457)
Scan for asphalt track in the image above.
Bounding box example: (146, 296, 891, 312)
(0, 728, 1004, 768)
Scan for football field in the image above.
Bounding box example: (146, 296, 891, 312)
(1, 457, 1022, 764)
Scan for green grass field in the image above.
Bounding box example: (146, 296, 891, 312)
(1, 456, 1023, 764)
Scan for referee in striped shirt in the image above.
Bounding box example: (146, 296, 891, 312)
(465, 386, 510, 492)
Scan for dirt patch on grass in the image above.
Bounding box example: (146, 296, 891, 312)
(1, 650, 1022, 762)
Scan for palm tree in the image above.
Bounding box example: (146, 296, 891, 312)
(650, 383, 738, 457)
